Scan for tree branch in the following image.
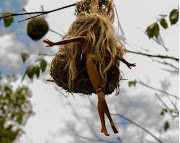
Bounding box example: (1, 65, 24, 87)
(155, 93, 179, 118)
(137, 80, 179, 100)
(127, 50, 179, 62)
(153, 59, 179, 71)
(155, 93, 170, 109)
(77, 134, 122, 143)
(87, 97, 162, 143)
(112, 113, 163, 143)
(0, 2, 77, 21)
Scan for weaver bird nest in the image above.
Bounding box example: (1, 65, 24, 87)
(75, 0, 115, 22)
(50, 12, 124, 95)
(50, 48, 121, 95)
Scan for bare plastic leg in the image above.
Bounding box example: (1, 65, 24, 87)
(86, 55, 118, 135)
(97, 99, 109, 136)
(96, 88, 118, 134)
(43, 38, 119, 135)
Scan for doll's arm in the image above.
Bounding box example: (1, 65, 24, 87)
(117, 55, 136, 69)
(43, 36, 87, 47)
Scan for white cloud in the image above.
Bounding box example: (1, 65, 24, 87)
(3, 50, 175, 143)
(3, 0, 178, 142)
(0, 33, 28, 69)
(17, 0, 29, 7)
(13, 75, 178, 143)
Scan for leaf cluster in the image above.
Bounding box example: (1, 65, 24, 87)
(0, 12, 14, 27)
(0, 84, 33, 143)
(164, 121, 169, 131)
(21, 53, 47, 81)
(128, 80, 137, 87)
(146, 9, 179, 38)
(160, 108, 176, 132)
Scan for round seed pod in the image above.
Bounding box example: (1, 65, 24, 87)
(27, 17, 49, 41)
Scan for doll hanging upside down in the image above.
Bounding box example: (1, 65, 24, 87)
(44, 0, 135, 136)
(43, 30, 135, 136)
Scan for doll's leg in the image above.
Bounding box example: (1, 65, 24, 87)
(86, 55, 118, 134)
(86, 57, 108, 135)
(98, 101, 109, 136)
(96, 88, 118, 134)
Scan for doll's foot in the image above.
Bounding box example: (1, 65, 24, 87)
(101, 128, 110, 136)
(111, 123, 118, 133)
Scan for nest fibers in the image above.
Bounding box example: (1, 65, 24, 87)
(75, 0, 115, 23)
(50, 13, 124, 95)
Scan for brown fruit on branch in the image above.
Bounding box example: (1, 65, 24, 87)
(27, 17, 49, 40)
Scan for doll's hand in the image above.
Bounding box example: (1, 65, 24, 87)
(127, 63, 136, 69)
(43, 39, 55, 47)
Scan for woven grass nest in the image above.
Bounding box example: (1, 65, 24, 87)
(75, 0, 115, 23)
(49, 0, 123, 95)
(50, 48, 121, 95)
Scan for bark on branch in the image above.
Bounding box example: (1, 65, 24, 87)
(127, 50, 179, 62)
(112, 113, 163, 143)
(0, 2, 77, 22)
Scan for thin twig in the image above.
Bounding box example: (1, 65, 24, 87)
(127, 50, 179, 62)
(125, 39, 149, 52)
(112, 113, 163, 143)
(49, 29, 63, 37)
(114, 4, 125, 37)
(155, 93, 179, 117)
(153, 59, 179, 71)
(137, 27, 169, 51)
(155, 93, 169, 109)
(18, 13, 45, 22)
(165, 93, 179, 113)
(77, 134, 121, 143)
(0, 2, 77, 21)
(88, 97, 162, 143)
(137, 80, 179, 100)
(85, 118, 100, 140)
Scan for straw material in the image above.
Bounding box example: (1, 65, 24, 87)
(75, 0, 115, 23)
(49, 1, 124, 95)
(50, 47, 121, 95)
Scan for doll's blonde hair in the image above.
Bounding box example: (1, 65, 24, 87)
(52, 12, 124, 88)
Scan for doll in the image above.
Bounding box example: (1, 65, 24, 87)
(44, 0, 136, 136)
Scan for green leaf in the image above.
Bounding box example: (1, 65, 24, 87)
(38, 53, 44, 55)
(40, 59, 47, 72)
(0, 84, 33, 143)
(160, 110, 164, 115)
(26, 65, 35, 79)
(34, 66, 40, 78)
(146, 23, 160, 38)
(21, 53, 29, 63)
(2, 12, 14, 27)
(164, 121, 169, 131)
(128, 80, 136, 87)
(169, 109, 174, 113)
(163, 108, 168, 112)
(169, 9, 179, 25)
(117, 137, 121, 141)
(160, 18, 168, 29)
(161, 108, 168, 115)
(25, 65, 40, 79)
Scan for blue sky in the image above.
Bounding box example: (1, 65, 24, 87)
(0, 0, 179, 143)
(0, 0, 44, 76)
